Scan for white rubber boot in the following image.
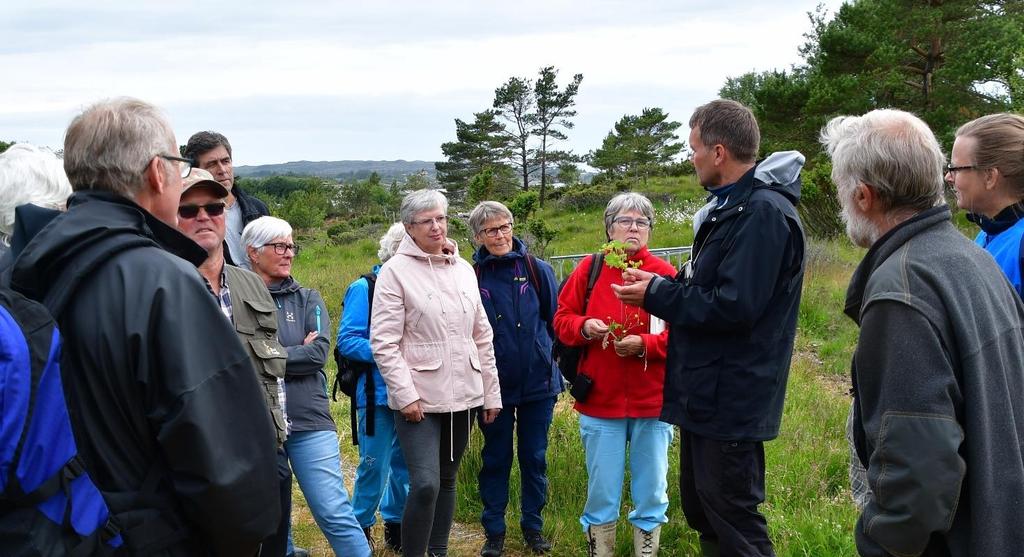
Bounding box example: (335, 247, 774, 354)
(587, 522, 617, 557)
(632, 524, 661, 557)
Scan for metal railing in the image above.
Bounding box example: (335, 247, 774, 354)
(547, 245, 692, 281)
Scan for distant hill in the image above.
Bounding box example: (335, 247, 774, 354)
(235, 160, 437, 182)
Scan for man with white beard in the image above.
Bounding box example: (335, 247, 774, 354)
(820, 109, 1024, 557)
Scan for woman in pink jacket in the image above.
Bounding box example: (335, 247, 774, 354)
(370, 189, 502, 557)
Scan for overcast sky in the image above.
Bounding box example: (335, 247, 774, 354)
(1, 1, 843, 166)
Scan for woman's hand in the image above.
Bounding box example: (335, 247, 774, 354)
(582, 318, 609, 340)
(613, 334, 645, 357)
(302, 331, 318, 345)
(482, 408, 500, 425)
(400, 400, 424, 423)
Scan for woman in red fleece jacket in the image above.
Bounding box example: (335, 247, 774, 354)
(553, 192, 676, 556)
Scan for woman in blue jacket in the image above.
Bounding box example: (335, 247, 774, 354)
(948, 112, 1024, 298)
(469, 201, 562, 557)
(337, 222, 410, 552)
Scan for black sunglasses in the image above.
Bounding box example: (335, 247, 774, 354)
(178, 202, 226, 219)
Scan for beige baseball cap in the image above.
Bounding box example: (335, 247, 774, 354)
(182, 168, 228, 197)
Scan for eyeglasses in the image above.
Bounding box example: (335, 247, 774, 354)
(158, 154, 194, 178)
(177, 202, 226, 219)
(265, 242, 300, 256)
(612, 216, 651, 230)
(944, 164, 978, 176)
(411, 215, 448, 227)
(481, 222, 513, 238)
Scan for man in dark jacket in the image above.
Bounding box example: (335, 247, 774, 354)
(614, 99, 805, 557)
(10, 97, 280, 556)
(820, 109, 1024, 557)
(184, 130, 269, 271)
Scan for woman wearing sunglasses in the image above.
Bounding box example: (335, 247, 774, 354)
(243, 216, 370, 557)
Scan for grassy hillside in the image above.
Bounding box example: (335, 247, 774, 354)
(288, 175, 864, 556)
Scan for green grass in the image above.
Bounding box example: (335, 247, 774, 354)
(288, 176, 864, 556)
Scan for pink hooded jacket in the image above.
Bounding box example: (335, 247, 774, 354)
(370, 233, 502, 414)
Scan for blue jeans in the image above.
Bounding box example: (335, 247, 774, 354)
(352, 405, 410, 527)
(478, 396, 556, 536)
(284, 429, 371, 557)
(578, 415, 673, 532)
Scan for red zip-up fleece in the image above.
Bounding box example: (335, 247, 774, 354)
(553, 246, 675, 418)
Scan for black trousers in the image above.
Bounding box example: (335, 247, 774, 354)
(679, 429, 775, 557)
(261, 448, 292, 557)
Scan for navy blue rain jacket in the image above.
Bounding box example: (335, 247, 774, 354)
(473, 237, 563, 406)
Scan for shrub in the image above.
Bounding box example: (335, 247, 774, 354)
(799, 158, 844, 239)
(558, 183, 616, 212)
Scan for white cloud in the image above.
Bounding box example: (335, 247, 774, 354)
(0, 1, 842, 163)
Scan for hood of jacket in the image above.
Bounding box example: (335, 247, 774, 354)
(11, 190, 208, 315)
(473, 236, 528, 266)
(752, 150, 804, 205)
(267, 275, 302, 296)
(395, 232, 461, 263)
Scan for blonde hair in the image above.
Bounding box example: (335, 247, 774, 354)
(956, 113, 1024, 200)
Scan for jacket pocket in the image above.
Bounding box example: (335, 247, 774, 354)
(236, 298, 279, 335)
(684, 351, 721, 423)
(248, 337, 288, 379)
(411, 359, 443, 373)
(469, 351, 482, 373)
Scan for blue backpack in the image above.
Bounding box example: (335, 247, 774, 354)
(0, 287, 123, 556)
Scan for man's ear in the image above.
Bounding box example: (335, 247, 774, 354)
(143, 156, 167, 195)
(855, 182, 876, 212)
(712, 144, 727, 167)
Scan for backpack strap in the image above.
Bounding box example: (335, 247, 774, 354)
(524, 255, 554, 330)
(583, 252, 603, 309)
(361, 273, 377, 438)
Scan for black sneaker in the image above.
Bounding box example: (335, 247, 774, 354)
(480, 532, 505, 557)
(523, 529, 552, 554)
(384, 521, 402, 552)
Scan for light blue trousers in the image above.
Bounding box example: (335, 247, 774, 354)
(352, 405, 410, 527)
(578, 415, 673, 532)
(284, 429, 371, 557)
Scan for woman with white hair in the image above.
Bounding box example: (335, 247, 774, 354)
(243, 216, 371, 557)
(0, 143, 72, 280)
(469, 200, 561, 557)
(553, 192, 676, 556)
(371, 189, 501, 557)
(338, 221, 411, 552)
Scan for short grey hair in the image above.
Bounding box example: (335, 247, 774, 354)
(690, 99, 760, 163)
(63, 97, 177, 198)
(242, 216, 293, 251)
(468, 201, 514, 236)
(820, 109, 945, 213)
(0, 144, 72, 243)
(604, 192, 655, 235)
(400, 189, 448, 225)
(378, 222, 406, 262)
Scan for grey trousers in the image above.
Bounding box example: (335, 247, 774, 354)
(394, 409, 474, 557)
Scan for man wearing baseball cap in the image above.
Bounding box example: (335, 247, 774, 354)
(177, 168, 295, 557)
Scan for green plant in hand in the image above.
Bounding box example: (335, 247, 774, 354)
(602, 313, 645, 349)
(602, 240, 641, 270)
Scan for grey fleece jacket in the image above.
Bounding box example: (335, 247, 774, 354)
(845, 206, 1024, 557)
